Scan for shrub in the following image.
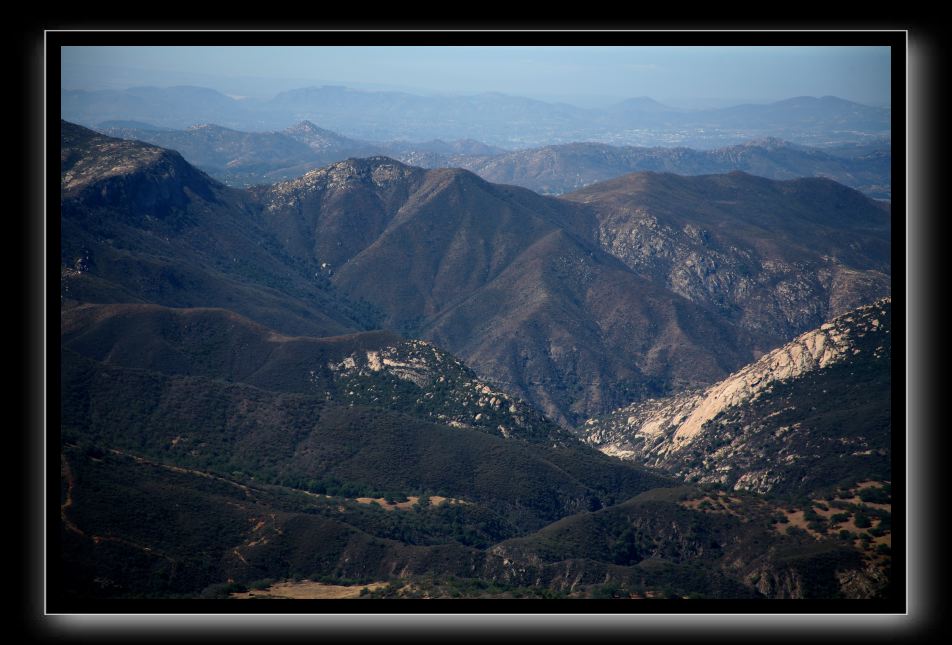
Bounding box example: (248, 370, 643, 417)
(858, 487, 890, 504)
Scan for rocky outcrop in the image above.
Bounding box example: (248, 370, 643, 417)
(579, 298, 892, 493)
(563, 171, 891, 341)
(323, 337, 569, 443)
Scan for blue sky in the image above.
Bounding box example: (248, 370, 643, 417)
(61, 45, 892, 108)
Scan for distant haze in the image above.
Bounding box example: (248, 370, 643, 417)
(61, 45, 892, 108)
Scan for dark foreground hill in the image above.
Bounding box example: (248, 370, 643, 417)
(59, 444, 891, 600)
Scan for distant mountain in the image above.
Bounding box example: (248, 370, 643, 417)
(96, 122, 321, 185)
(562, 170, 891, 340)
(451, 138, 891, 200)
(383, 138, 506, 157)
(97, 120, 498, 188)
(607, 96, 682, 115)
(282, 119, 377, 153)
(263, 86, 590, 144)
(99, 118, 891, 199)
(63, 85, 890, 148)
(96, 119, 173, 131)
(707, 96, 891, 133)
(63, 85, 254, 130)
(578, 298, 892, 497)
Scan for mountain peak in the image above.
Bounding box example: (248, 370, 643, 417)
(319, 155, 416, 179)
(265, 156, 425, 207)
(285, 120, 330, 134)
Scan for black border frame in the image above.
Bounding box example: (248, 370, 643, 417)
(27, 24, 939, 640)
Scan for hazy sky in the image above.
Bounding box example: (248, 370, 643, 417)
(61, 46, 892, 108)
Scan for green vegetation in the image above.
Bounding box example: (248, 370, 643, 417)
(858, 485, 891, 505)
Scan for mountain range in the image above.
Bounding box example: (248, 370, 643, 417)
(57, 120, 894, 602)
(97, 121, 892, 200)
(63, 84, 891, 148)
(62, 121, 891, 425)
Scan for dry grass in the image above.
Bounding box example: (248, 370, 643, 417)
(352, 495, 466, 511)
(771, 482, 892, 564)
(231, 580, 388, 599)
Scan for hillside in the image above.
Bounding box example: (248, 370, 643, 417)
(61, 120, 377, 337)
(58, 446, 889, 600)
(563, 171, 891, 340)
(490, 485, 890, 599)
(256, 157, 768, 425)
(62, 303, 568, 445)
(578, 298, 892, 497)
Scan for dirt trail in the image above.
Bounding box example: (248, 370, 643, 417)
(60, 456, 85, 536)
(108, 448, 255, 495)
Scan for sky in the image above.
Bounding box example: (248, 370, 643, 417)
(60, 46, 892, 108)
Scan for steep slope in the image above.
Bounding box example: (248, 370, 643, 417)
(563, 171, 891, 340)
(258, 158, 767, 425)
(578, 298, 891, 497)
(61, 121, 375, 337)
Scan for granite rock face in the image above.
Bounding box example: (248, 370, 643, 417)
(579, 298, 892, 495)
(563, 171, 891, 342)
